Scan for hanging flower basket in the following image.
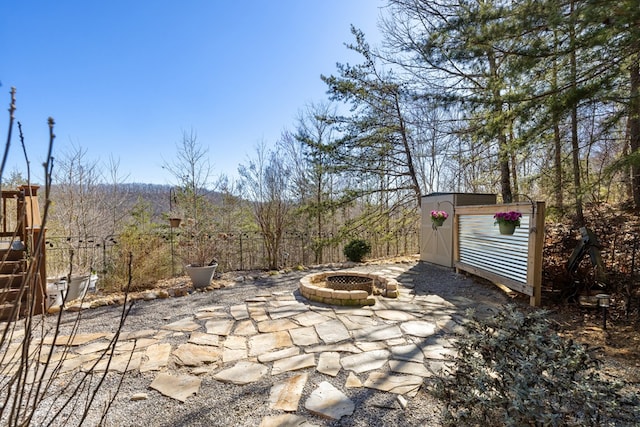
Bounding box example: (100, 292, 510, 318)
(430, 210, 448, 228)
(494, 211, 522, 235)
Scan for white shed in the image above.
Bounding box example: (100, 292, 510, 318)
(420, 193, 496, 267)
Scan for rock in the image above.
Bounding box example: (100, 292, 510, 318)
(397, 395, 408, 410)
(130, 392, 148, 401)
(142, 291, 158, 301)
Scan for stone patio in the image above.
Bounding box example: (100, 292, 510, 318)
(1, 264, 500, 425)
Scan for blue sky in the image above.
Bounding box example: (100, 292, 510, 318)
(1, 1, 384, 185)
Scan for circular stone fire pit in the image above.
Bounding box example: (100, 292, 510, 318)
(299, 271, 399, 306)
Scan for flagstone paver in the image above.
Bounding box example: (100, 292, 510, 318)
(390, 343, 424, 363)
(248, 305, 270, 322)
(336, 314, 378, 330)
(150, 372, 202, 402)
(258, 346, 300, 363)
(355, 341, 387, 352)
(119, 337, 160, 352)
(363, 371, 423, 396)
(205, 319, 235, 336)
(345, 372, 363, 388)
(230, 304, 250, 320)
(268, 304, 309, 320)
(91, 351, 143, 372)
(257, 318, 299, 333)
(75, 340, 112, 355)
(42, 332, 111, 346)
(305, 343, 362, 354)
(259, 414, 317, 427)
(374, 310, 418, 322)
(213, 361, 268, 385)
(388, 359, 431, 377)
(233, 319, 258, 336)
(305, 381, 355, 421)
(385, 337, 407, 346)
(289, 326, 320, 346)
(119, 329, 157, 340)
(173, 343, 219, 366)
(223, 335, 246, 350)
(248, 331, 293, 356)
(60, 353, 99, 374)
(272, 353, 316, 374)
(222, 347, 247, 363)
(314, 319, 350, 344)
(292, 311, 333, 327)
(316, 352, 341, 377)
(163, 317, 201, 332)
(340, 349, 390, 374)
(188, 331, 220, 347)
(421, 342, 457, 359)
(351, 324, 403, 342)
(140, 342, 172, 372)
(400, 320, 438, 337)
(269, 372, 308, 411)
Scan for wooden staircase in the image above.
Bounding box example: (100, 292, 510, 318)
(0, 186, 46, 321)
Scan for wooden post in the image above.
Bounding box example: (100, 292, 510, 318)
(528, 202, 545, 306)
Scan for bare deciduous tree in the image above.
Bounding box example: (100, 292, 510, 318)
(238, 142, 293, 270)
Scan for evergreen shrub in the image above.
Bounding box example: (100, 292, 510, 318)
(343, 239, 371, 262)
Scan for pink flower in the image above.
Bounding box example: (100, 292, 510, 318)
(431, 210, 448, 220)
(494, 211, 522, 226)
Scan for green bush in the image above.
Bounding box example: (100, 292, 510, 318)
(343, 239, 371, 262)
(431, 305, 639, 426)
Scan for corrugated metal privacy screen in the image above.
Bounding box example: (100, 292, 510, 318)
(458, 214, 530, 284)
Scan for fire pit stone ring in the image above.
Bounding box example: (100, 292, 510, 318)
(299, 271, 399, 306)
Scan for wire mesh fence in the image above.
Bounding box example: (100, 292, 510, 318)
(44, 228, 420, 282)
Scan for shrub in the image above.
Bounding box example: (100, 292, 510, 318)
(343, 239, 371, 262)
(431, 305, 639, 426)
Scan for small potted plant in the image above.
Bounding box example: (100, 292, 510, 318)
(494, 211, 523, 235)
(430, 210, 449, 228)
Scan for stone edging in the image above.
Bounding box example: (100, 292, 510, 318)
(299, 271, 399, 306)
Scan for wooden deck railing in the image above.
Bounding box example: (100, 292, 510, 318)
(1, 185, 46, 316)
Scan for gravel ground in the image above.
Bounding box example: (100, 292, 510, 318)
(25, 259, 512, 427)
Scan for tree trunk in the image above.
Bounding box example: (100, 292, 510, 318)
(569, 0, 585, 225)
(630, 51, 640, 210)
